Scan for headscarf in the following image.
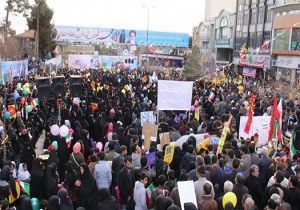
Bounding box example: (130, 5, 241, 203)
(45, 163, 59, 199)
(11, 161, 17, 179)
(47, 149, 60, 168)
(78, 163, 97, 197)
(17, 163, 31, 181)
(98, 187, 111, 202)
(19, 195, 32, 210)
(0, 165, 11, 182)
(47, 195, 61, 210)
(57, 188, 73, 210)
(183, 202, 198, 210)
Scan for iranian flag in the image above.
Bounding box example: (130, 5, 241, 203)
(284, 130, 296, 158)
(19, 181, 30, 196)
(209, 91, 215, 101)
(31, 98, 39, 108)
(146, 183, 155, 200)
(65, 133, 73, 148)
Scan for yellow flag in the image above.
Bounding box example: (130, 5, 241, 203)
(195, 108, 200, 121)
(217, 126, 230, 153)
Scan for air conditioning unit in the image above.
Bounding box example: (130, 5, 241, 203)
(272, 59, 277, 66)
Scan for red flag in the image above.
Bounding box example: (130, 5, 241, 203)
(244, 93, 255, 134)
(244, 108, 253, 134)
(268, 96, 280, 142)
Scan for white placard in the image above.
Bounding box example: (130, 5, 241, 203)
(239, 116, 271, 146)
(178, 180, 197, 210)
(157, 80, 193, 110)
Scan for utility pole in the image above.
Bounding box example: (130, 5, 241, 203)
(143, 5, 154, 65)
(35, 0, 40, 58)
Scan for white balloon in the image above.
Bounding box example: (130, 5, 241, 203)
(60, 125, 69, 137)
(50, 124, 60, 136)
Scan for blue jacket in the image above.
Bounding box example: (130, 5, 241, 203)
(94, 160, 112, 189)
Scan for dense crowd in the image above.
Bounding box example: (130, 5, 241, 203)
(0, 67, 298, 210)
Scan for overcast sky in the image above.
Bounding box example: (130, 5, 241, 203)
(0, 0, 205, 35)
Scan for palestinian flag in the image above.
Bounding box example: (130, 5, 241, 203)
(209, 91, 215, 101)
(31, 98, 39, 108)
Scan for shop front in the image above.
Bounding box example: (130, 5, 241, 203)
(239, 54, 271, 79)
(275, 55, 300, 86)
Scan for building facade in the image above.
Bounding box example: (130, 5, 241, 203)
(193, 0, 236, 72)
(271, 3, 300, 86)
(233, 0, 276, 79)
(214, 10, 236, 66)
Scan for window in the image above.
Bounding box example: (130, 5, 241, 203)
(249, 32, 255, 48)
(256, 32, 262, 48)
(266, 7, 272, 22)
(290, 28, 300, 51)
(221, 28, 229, 38)
(258, 8, 265, 23)
(273, 29, 291, 50)
(244, 13, 249, 25)
(263, 31, 271, 42)
(250, 11, 257, 24)
(220, 17, 228, 27)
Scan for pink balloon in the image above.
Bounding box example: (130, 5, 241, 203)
(68, 128, 74, 134)
(96, 142, 103, 151)
(73, 142, 81, 153)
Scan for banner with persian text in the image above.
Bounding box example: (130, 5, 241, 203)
(54, 26, 189, 47)
(157, 80, 193, 110)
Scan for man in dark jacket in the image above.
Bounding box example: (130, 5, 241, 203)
(97, 188, 117, 210)
(244, 165, 263, 208)
(288, 175, 300, 210)
(117, 156, 135, 210)
(232, 173, 249, 210)
(180, 145, 196, 172)
(224, 158, 240, 184)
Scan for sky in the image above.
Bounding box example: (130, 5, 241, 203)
(0, 0, 205, 35)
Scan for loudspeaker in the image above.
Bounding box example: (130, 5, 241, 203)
(37, 77, 51, 101)
(70, 75, 82, 97)
(51, 76, 65, 98)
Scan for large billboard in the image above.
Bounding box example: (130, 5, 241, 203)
(68, 54, 102, 69)
(102, 56, 138, 70)
(54, 26, 189, 47)
(2, 60, 28, 84)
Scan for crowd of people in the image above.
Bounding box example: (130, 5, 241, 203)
(0, 66, 298, 210)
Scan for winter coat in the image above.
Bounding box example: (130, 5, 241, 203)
(134, 181, 147, 210)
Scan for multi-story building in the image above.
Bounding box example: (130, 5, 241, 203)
(214, 10, 236, 66)
(192, 0, 236, 72)
(271, 2, 300, 86)
(233, 0, 276, 78)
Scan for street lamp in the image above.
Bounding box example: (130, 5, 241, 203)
(143, 5, 154, 65)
